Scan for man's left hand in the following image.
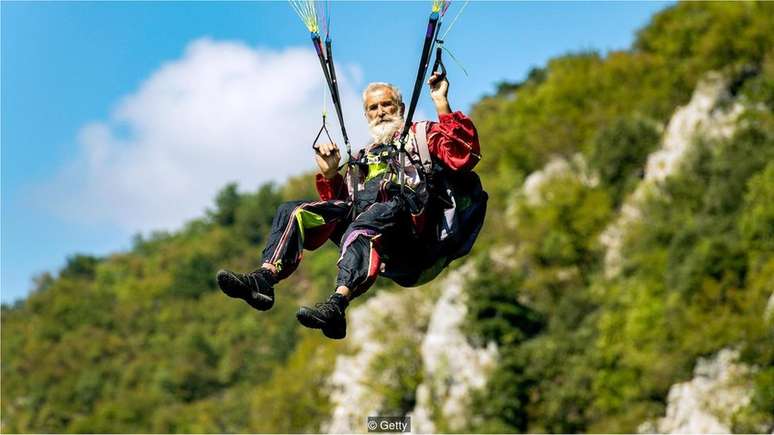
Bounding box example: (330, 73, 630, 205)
(428, 72, 449, 102)
(428, 72, 451, 115)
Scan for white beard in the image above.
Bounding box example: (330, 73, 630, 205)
(368, 115, 404, 146)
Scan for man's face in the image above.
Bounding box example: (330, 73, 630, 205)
(364, 87, 405, 144)
(364, 87, 402, 124)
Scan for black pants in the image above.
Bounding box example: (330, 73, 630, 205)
(261, 198, 426, 298)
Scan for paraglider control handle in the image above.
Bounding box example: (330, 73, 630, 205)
(432, 43, 446, 80)
(312, 117, 334, 150)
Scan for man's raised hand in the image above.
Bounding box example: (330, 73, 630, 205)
(428, 72, 449, 101)
(428, 72, 451, 115)
(315, 142, 341, 179)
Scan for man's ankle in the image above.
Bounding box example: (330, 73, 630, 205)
(334, 285, 351, 300)
(329, 292, 349, 311)
(259, 263, 279, 283)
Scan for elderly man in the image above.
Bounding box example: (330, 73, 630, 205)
(217, 73, 480, 339)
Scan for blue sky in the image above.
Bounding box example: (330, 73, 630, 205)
(1, 1, 671, 304)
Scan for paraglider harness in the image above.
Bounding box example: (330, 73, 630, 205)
(292, 0, 486, 284)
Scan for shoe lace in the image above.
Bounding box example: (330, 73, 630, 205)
(253, 269, 277, 285)
(314, 301, 339, 318)
(244, 271, 267, 295)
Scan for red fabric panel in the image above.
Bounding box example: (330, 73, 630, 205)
(315, 173, 347, 201)
(413, 111, 481, 172)
(367, 240, 381, 281)
(411, 209, 427, 235)
(302, 222, 337, 250)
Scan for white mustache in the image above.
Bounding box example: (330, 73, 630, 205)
(368, 115, 404, 144)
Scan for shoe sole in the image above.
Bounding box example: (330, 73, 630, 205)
(296, 307, 326, 328)
(216, 270, 274, 311)
(323, 326, 346, 340)
(296, 307, 346, 339)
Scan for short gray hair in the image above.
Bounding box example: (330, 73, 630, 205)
(362, 82, 403, 110)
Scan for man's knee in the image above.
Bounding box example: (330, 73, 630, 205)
(273, 200, 308, 224)
(277, 200, 304, 215)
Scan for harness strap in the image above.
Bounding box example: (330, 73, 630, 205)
(414, 121, 433, 173)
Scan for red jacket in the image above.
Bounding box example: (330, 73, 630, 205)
(315, 111, 480, 201)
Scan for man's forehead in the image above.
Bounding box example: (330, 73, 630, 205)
(365, 87, 397, 103)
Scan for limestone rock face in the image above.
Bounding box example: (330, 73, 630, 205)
(638, 349, 754, 434)
(644, 73, 743, 183)
(324, 288, 434, 434)
(323, 263, 499, 434)
(601, 72, 744, 278)
(521, 153, 597, 208)
(410, 264, 499, 433)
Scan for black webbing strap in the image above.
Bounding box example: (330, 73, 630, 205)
(310, 33, 357, 216)
(398, 13, 441, 193)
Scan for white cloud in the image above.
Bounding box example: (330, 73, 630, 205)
(34, 38, 369, 233)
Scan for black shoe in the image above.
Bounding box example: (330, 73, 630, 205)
(216, 268, 276, 311)
(296, 293, 349, 339)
